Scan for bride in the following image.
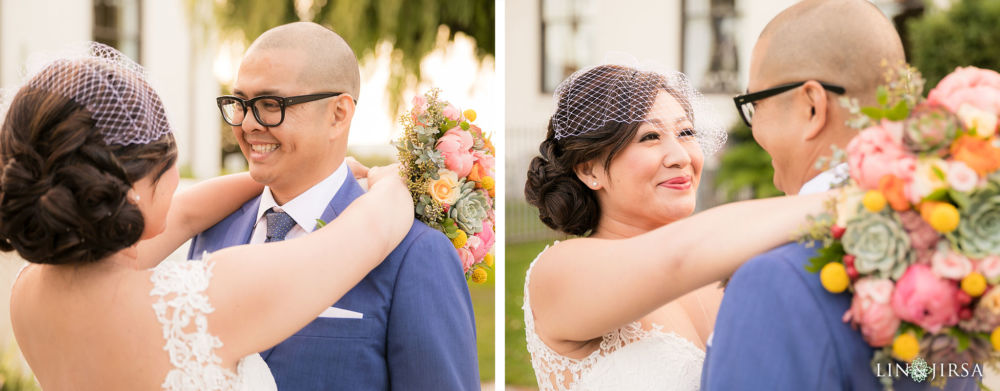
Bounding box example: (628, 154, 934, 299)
(1, 44, 412, 390)
(522, 64, 833, 390)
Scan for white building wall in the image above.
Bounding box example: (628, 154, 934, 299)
(505, 0, 798, 207)
(0, 0, 221, 179)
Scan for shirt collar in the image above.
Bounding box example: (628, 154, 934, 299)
(798, 162, 849, 195)
(254, 161, 349, 233)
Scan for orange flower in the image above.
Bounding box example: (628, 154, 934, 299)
(950, 135, 1000, 176)
(878, 175, 910, 211)
(468, 163, 485, 182)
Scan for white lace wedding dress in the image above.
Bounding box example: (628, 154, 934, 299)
(150, 259, 277, 391)
(523, 244, 705, 391)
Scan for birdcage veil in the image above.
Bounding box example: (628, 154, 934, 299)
(551, 54, 727, 155)
(5, 42, 172, 146)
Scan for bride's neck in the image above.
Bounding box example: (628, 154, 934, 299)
(591, 213, 674, 240)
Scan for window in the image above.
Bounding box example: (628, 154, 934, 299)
(93, 0, 142, 62)
(540, 0, 596, 92)
(682, 0, 739, 93)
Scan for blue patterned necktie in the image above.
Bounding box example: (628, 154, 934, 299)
(264, 208, 296, 243)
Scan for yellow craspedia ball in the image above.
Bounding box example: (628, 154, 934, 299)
(820, 262, 850, 293)
(928, 203, 960, 233)
(463, 109, 477, 122)
(452, 230, 468, 249)
(991, 327, 1000, 351)
(471, 267, 488, 283)
(481, 176, 495, 191)
(962, 272, 988, 297)
(484, 253, 495, 267)
(863, 190, 887, 213)
(893, 333, 920, 362)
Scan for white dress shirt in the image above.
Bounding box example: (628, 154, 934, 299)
(797, 162, 849, 195)
(249, 162, 348, 244)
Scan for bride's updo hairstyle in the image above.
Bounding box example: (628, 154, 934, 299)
(525, 64, 726, 236)
(0, 43, 176, 265)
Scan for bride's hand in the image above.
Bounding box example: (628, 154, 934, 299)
(345, 157, 370, 179)
(367, 163, 403, 187)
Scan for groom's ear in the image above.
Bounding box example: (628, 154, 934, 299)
(326, 95, 355, 140)
(801, 80, 828, 141)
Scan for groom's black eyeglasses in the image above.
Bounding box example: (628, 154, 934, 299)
(733, 81, 845, 127)
(216, 92, 348, 127)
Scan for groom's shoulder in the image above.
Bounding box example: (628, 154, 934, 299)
(389, 219, 460, 265)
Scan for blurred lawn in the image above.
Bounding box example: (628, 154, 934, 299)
(505, 240, 551, 387)
(470, 275, 495, 382)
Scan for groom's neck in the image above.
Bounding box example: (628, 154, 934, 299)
(268, 158, 343, 205)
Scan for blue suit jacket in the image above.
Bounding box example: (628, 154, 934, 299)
(701, 243, 981, 391)
(188, 174, 480, 390)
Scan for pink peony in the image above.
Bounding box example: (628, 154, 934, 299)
(931, 245, 974, 280)
(947, 160, 979, 193)
(843, 278, 900, 347)
(457, 247, 475, 273)
(469, 220, 495, 261)
(927, 67, 1000, 116)
(443, 104, 461, 121)
(473, 150, 495, 174)
(435, 128, 475, 177)
(890, 264, 961, 333)
(847, 121, 914, 190)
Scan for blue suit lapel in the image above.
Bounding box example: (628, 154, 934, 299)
(229, 196, 262, 247)
(319, 168, 365, 224)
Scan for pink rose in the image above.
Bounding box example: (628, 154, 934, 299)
(435, 129, 475, 177)
(457, 247, 475, 273)
(890, 264, 961, 333)
(473, 150, 495, 174)
(412, 95, 428, 116)
(847, 121, 914, 190)
(947, 160, 979, 193)
(931, 244, 974, 280)
(469, 220, 495, 261)
(977, 255, 1000, 282)
(927, 67, 1000, 116)
(843, 278, 900, 347)
(443, 104, 461, 121)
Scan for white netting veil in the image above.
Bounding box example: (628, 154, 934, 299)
(19, 42, 172, 146)
(551, 58, 727, 155)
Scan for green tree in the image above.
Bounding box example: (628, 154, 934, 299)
(908, 0, 1000, 88)
(202, 0, 494, 114)
(713, 121, 782, 201)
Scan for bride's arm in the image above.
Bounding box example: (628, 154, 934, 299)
(529, 191, 831, 346)
(203, 166, 414, 360)
(135, 173, 263, 264)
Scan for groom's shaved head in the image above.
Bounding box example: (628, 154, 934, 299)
(753, 0, 904, 103)
(247, 22, 361, 98)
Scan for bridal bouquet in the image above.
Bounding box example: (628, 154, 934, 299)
(805, 65, 1000, 388)
(395, 89, 496, 284)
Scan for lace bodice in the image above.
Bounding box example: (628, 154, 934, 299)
(150, 260, 277, 391)
(523, 244, 705, 391)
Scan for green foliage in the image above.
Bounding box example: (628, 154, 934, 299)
(805, 241, 845, 274)
(0, 342, 39, 391)
(908, 0, 1000, 88)
(714, 121, 782, 201)
(203, 0, 494, 115)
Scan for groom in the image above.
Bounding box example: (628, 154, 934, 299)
(701, 1, 979, 390)
(188, 22, 480, 390)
